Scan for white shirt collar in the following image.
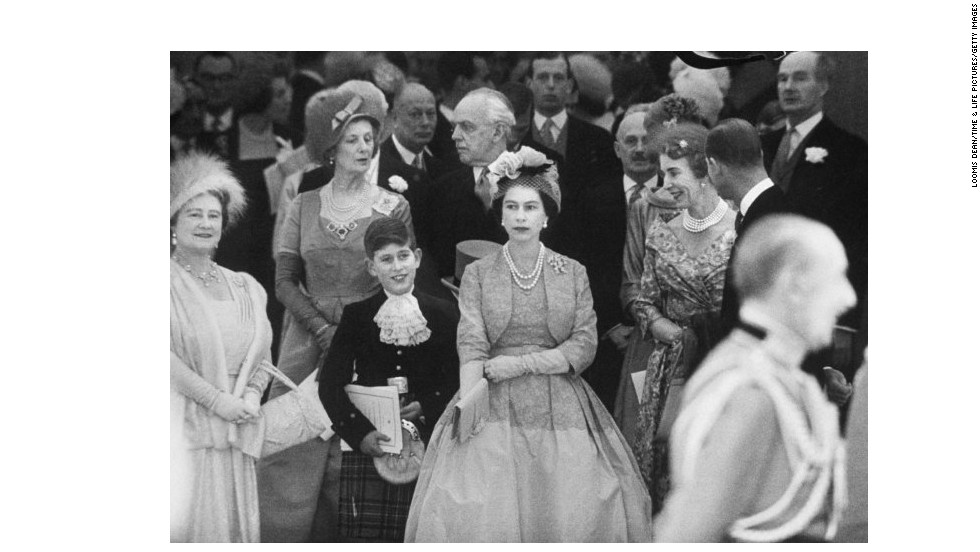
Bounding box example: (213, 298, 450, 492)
(623, 174, 656, 197)
(298, 69, 325, 86)
(788, 111, 823, 140)
(739, 178, 775, 216)
(391, 135, 431, 165)
(439, 103, 455, 124)
(534, 109, 567, 131)
(204, 107, 233, 132)
(472, 166, 486, 183)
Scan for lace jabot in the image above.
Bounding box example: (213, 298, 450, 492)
(374, 289, 431, 346)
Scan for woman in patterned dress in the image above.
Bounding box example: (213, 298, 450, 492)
(630, 123, 736, 514)
(405, 148, 653, 542)
(256, 88, 413, 542)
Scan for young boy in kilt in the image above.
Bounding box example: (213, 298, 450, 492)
(318, 217, 459, 542)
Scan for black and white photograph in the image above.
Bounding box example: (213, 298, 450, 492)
(168, 49, 867, 543)
(8, 3, 975, 549)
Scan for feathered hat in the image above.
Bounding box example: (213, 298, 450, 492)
(487, 147, 561, 212)
(170, 152, 247, 227)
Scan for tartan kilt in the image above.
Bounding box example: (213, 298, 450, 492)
(339, 450, 416, 542)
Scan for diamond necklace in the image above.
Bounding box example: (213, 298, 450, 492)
(502, 243, 545, 291)
(682, 199, 728, 233)
(172, 253, 221, 287)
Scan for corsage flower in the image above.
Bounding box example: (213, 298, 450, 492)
(486, 146, 551, 196)
(804, 147, 829, 164)
(388, 175, 408, 193)
(548, 253, 568, 275)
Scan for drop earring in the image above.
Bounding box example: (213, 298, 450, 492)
(171, 228, 177, 247)
(543, 220, 548, 228)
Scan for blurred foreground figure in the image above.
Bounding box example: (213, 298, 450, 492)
(654, 214, 856, 542)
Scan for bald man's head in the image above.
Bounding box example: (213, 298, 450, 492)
(734, 214, 856, 349)
(392, 83, 437, 153)
(614, 111, 657, 182)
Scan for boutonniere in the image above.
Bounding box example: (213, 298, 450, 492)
(804, 147, 829, 164)
(388, 175, 408, 193)
(547, 254, 567, 275)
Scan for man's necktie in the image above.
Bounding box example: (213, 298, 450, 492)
(734, 211, 744, 234)
(540, 118, 556, 149)
(628, 184, 644, 206)
(771, 125, 795, 191)
(413, 153, 425, 171)
(474, 167, 493, 211)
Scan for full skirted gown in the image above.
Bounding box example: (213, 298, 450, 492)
(405, 248, 653, 542)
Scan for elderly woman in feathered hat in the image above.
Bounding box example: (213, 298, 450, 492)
(256, 88, 413, 542)
(170, 152, 274, 542)
(405, 148, 654, 542)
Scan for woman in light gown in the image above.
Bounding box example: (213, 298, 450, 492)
(405, 148, 653, 542)
(170, 152, 274, 542)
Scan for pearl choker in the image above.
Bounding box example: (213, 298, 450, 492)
(502, 243, 545, 291)
(682, 199, 728, 233)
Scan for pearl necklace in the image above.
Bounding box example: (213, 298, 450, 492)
(682, 199, 728, 233)
(502, 243, 545, 291)
(172, 253, 221, 287)
(325, 182, 373, 223)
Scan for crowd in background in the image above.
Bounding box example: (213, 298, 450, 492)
(170, 51, 868, 543)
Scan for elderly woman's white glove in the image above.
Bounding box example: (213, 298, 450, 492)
(243, 389, 262, 418)
(212, 392, 251, 423)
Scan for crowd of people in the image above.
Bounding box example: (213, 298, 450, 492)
(170, 50, 868, 543)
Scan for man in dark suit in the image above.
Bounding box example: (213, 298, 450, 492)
(706, 118, 790, 336)
(498, 81, 564, 163)
(521, 52, 624, 410)
(319, 217, 459, 542)
(288, 51, 326, 146)
(388, 83, 449, 182)
(192, 52, 239, 160)
(428, 88, 512, 279)
(707, 118, 852, 403)
(522, 52, 622, 262)
(431, 53, 493, 173)
(763, 52, 867, 331)
(763, 51, 867, 385)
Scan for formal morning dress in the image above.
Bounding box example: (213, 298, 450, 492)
(405, 249, 654, 542)
(630, 217, 734, 513)
(170, 261, 274, 542)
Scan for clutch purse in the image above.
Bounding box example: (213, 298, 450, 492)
(256, 363, 333, 457)
(453, 378, 490, 443)
(373, 419, 426, 485)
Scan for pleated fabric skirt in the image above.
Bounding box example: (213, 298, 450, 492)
(405, 372, 654, 542)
